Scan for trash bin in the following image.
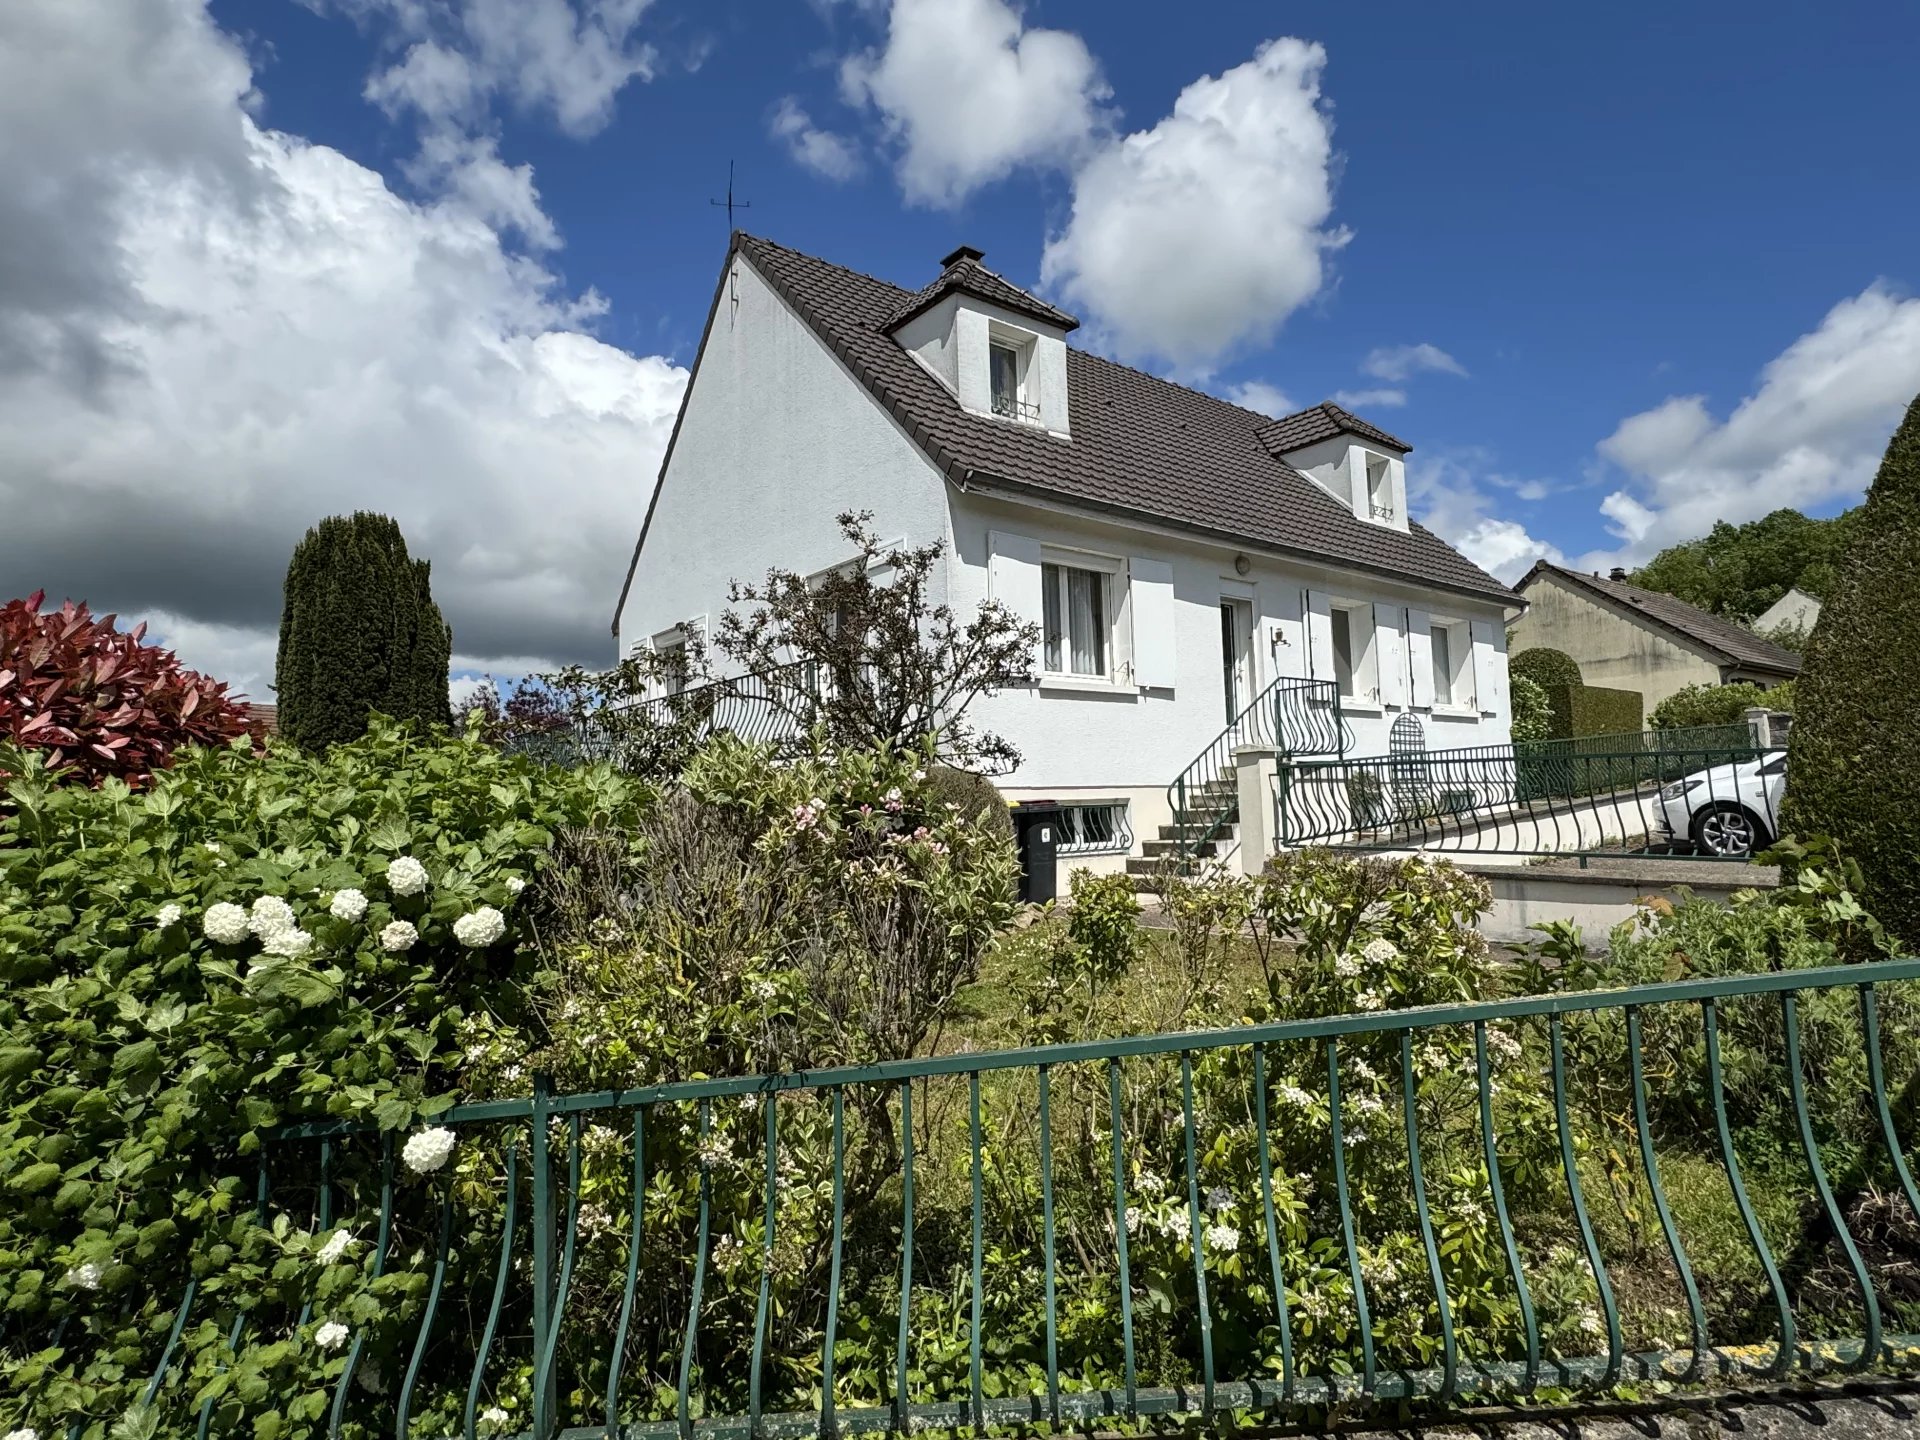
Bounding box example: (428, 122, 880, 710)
(1010, 800, 1061, 904)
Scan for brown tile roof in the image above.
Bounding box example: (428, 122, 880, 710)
(1519, 563, 1803, 676)
(1255, 401, 1411, 456)
(614, 234, 1517, 630)
(887, 247, 1081, 334)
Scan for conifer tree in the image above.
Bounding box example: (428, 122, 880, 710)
(275, 513, 451, 751)
(1781, 394, 1920, 948)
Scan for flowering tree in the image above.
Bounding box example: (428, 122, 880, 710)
(0, 590, 249, 787)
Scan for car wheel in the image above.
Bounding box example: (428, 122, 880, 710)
(1692, 802, 1768, 857)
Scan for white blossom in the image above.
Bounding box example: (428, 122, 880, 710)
(1124, 1205, 1143, 1234)
(1332, 953, 1363, 980)
(1276, 1083, 1315, 1109)
(1159, 1208, 1192, 1242)
(1135, 1172, 1167, 1196)
(505, 877, 526, 895)
(6, 1427, 41, 1440)
(792, 798, 823, 830)
(380, 920, 419, 953)
(316, 1230, 354, 1265)
(452, 906, 507, 948)
(1486, 1028, 1523, 1065)
(261, 927, 314, 959)
(202, 902, 250, 945)
(64, 1261, 104, 1291)
(314, 1321, 349, 1350)
(402, 1127, 457, 1174)
(202, 841, 222, 854)
(1351, 1094, 1386, 1118)
(1361, 937, 1400, 966)
(1205, 1186, 1233, 1213)
(248, 895, 297, 939)
(1578, 1307, 1605, 1337)
(1204, 1223, 1241, 1253)
(329, 888, 368, 922)
(386, 856, 430, 896)
(155, 903, 182, 928)
(480, 1407, 511, 1430)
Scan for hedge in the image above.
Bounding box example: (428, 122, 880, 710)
(1510, 646, 1583, 692)
(1544, 682, 1644, 741)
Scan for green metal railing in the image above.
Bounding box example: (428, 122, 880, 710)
(134, 959, 1920, 1439)
(1277, 727, 1780, 859)
(1167, 676, 1344, 863)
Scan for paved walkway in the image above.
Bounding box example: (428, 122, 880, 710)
(1329, 1382, 1917, 1439)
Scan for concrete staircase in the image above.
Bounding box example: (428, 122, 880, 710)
(1128, 778, 1240, 887)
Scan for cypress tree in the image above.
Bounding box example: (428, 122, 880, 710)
(1780, 394, 1920, 949)
(275, 513, 452, 751)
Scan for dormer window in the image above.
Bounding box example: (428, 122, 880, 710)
(1365, 454, 1394, 522)
(990, 342, 1021, 418)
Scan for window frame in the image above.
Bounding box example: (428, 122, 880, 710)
(985, 324, 1040, 425)
(1363, 451, 1396, 523)
(1054, 800, 1134, 855)
(1039, 546, 1126, 685)
(1328, 599, 1378, 705)
(1426, 616, 1474, 713)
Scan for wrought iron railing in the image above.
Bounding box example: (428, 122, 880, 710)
(129, 958, 1920, 1439)
(1167, 676, 1344, 863)
(1277, 726, 1778, 859)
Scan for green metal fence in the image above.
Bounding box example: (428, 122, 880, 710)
(138, 959, 1920, 1439)
(1277, 727, 1781, 860)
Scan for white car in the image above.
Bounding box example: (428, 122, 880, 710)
(1653, 750, 1787, 857)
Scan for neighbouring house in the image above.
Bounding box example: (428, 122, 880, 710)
(614, 234, 1521, 881)
(1753, 585, 1822, 634)
(1509, 562, 1801, 712)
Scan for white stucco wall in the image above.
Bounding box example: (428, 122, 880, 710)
(1280, 437, 1408, 532)
(946, 490, 1514, 805)
(617, 255, 954, 658)
(1507, 574, 1721, 711)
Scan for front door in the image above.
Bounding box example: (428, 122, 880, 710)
(1220, 598, 1254, 720)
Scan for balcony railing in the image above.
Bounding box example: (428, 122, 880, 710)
(990, 392, 1042, 423)
(131, 958, 1920, 1438)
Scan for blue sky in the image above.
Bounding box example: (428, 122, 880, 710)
(6, 0, 1919, 700)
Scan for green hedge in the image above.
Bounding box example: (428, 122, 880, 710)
(1651, 680, 1793, 731)
(1544, 682, 1644, 741)
(1510, 646, 1583, 691)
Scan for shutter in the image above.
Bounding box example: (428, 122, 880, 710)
(988, 531, 1044, 674)
(1305, 590, 1335, 684)
(1470, 619, 1505, 716)
(1407, 610, 1435, 708)
(1373, 603, 1407, 708)
(1129, 556, 1176, 690)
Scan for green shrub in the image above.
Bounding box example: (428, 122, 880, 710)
(275, 512, 452, 752)
(1066, 868, 1141, 986)
(1510, 646, 1583, 692)
(1510, 673, 1552, 741)
(1650, 680, 1792, 730)
(1545, 681, 1644, 739)
(1782, 394, 1920, 950)
(923, 763, 1013, 841)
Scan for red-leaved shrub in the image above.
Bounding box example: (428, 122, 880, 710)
(0, 591, 250, 787)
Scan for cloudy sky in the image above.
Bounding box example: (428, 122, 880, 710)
(5, 0, 1919, 701)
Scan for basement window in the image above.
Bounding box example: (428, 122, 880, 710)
(1056, 801, 1133, 855)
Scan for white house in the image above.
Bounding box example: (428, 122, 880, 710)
(1753, 586, 1821, 635)
(614, 235, 1522, 881)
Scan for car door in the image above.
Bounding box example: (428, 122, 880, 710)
(1752, 753, 1788, 832)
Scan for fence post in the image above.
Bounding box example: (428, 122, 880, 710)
(532, 1073, 555, 1437)
(1744, 706, 1770, 750)
(1233, 745, 1278, 875)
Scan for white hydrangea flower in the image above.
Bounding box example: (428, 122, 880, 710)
(64, 1261, 103, 1291)
(5, 1426, 41, 1440)
(248, 895, 297, 939)
(314, 1321, 349, 1350)
(315, 1230, 355, 1265)
(380, 920, 418, 953)
(386, 856, 430, 896)
(480, 1407, 511, 1430)
(452, 906, 506, 948)
(1361, 937, 1400, 966)
(329, 888, 368, 922)
(1204, 1223, 1241, 1253)
(504, 877, 526, 896)
(155, 903, 182, 928)
(402, 1127, 457, 1174)
(261, 927, 314, 959)
(202, 903, 250, 945)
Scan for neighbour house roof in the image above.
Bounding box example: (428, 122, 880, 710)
(1518, 562, 1803, 676)
(1254, 401, 1412, 456)
(615, 234, 1519, 632)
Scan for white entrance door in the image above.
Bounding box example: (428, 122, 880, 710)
(1220, 598, 1254, 721)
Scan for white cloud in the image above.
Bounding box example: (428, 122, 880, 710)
(1040, 38, 1346, 374)
(1593, 283, 1920, 562)
(839, 0, 1110, 207)
(770, 97, 864, 182)
(1330, 387, 1406, 410)
(0, 0, 686, 692)
(1361, 342, 1466, 382)
(1407, 452, 1564, 584)
(353, 0, 658, 138)
(1224, 379, 1294, 418)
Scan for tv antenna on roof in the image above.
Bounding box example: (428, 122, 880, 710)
(711, 160, 751, 230)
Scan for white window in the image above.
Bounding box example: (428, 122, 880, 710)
(1365, 454, 1394, 522)
(1056, 802, 1132, 855)
(1329, 601, 1377, 703)
(1042, 559, 1111, 677)
(1429, 618, 1470, 708)
(988, 332, 1039, 423)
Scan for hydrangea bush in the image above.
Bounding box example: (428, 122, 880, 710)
(0, 720, 647, 1439)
